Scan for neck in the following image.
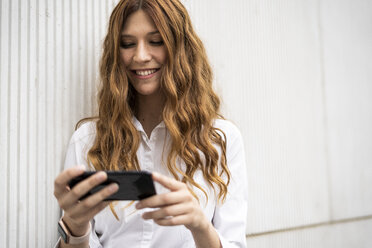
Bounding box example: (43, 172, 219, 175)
(135, 91, 165, 138)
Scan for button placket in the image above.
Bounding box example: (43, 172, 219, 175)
(141, 132, 151, 151)
(141, 219, 153, 247)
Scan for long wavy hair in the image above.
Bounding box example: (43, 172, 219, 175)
(83, 0, 230, 209)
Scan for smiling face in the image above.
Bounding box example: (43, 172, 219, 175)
(120, 9, 167, 98)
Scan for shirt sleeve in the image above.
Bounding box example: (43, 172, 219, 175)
(54, 124, 103, 248)
(63, 128, 92, 170)
(212, 123, 248, 248)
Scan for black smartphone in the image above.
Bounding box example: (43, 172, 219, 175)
(68, 171, 156, 201)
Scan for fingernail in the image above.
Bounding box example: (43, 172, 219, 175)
(136, 202, 142, 209)
(109, 184, 118, 192)
(96, 172, 106, 181)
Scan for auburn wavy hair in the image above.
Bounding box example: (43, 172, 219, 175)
(82, 0, 230, 206)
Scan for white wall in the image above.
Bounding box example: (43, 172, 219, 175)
(1, 0, 371, 247)
(0, 0, 118, 246)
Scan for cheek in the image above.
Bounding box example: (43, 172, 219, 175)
(155, 47, 167, 64)
(160, 53, 167, 64)
(120, 51, 132, 67)
(162, 50, 168, 64)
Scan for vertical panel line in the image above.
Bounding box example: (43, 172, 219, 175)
(6, 0, 12, 247)
(98, 0, 102, 47)
(45, 0, 49, 242)
(92, 0, 96, 113)
(61, 0, 65, 147)
(0, 0, 2, 102)
(26, 0, 31, 246)
(17, 0, 22, 246)
(77, 0, 81, 116)
(53, 1, 59, 242)
(317, 0, 333, 221)
(35, 0, 40, 247)
(105, 0, 108, 24)
(84, 0, 88, 115)
(69, 0, 73, 127)
(0, 0, 2, 191)
(0, 0, 3, 243)
(76, 0, 80, 121)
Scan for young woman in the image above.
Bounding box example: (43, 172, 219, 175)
(53, 0, 247, 247)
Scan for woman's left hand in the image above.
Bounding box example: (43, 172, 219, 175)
(135, 172, 208, 232)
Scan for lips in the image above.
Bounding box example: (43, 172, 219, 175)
(130, 68, 160, 79)
(135, 69, 157, 76)
(132, 68, 159, 76)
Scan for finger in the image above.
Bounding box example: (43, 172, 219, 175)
(136, 191, 190, 209)
(70, 183, 119, 215)
(154, 215, 190, 226)
(152, 172, 186, 191)
(67, 201, 111, 225)
(142, 203, 191, 220)
(54, 166, 86, 198)
(68, 183, 119, 222)
(59, 171, 108, 209)
(85, 201, 111, 219)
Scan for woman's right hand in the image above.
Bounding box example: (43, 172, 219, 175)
(54, 166, 119, 236)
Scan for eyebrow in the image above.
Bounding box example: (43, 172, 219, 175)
(121, 31, 160, 37)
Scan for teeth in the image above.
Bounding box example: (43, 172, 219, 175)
(135, 69, 157, 76)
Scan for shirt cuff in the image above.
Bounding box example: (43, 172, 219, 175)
(54, 237, 92, 248)
(214, 229, 246, 248)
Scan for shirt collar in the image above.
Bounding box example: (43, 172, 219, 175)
(132, 116, 165, 133)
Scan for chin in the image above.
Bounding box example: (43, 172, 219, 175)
(135, 86, 161, 96)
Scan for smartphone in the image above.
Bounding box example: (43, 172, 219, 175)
(68, 171, 156, 201)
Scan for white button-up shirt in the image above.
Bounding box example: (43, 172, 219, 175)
(57, 118, 248, 248)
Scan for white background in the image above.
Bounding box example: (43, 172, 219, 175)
(0, 0, 371, 247)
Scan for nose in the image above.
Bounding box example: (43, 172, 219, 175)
(133, 42, 151, 63)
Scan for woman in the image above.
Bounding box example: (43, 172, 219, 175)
(54, 0, 247, 247)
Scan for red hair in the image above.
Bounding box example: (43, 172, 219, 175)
(80, 0, 230, 208)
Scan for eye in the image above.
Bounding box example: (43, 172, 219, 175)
(150, 40, 164, 46)
(120, 41, 135, 49)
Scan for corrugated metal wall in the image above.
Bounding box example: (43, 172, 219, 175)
(0, 0, 118, 247)
(1, 0, 371, 247)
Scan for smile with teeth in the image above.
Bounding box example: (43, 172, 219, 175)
(134, 69, 158, 76)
